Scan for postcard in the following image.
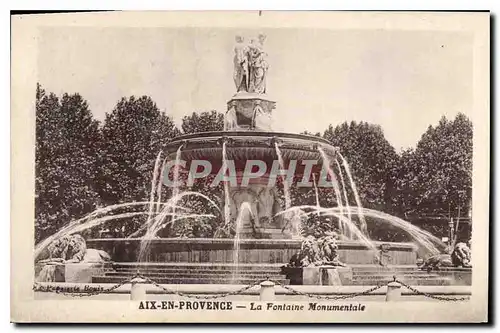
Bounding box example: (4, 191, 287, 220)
(11, 11, 490, 323)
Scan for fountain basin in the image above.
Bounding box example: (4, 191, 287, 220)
(164, 131, 337, 169)
(86, 238, 417, 265)
(162, 131, 341, 238)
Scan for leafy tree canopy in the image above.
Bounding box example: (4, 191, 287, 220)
(394, 114, 472, 218)
(99, 96, 180, 204)
(323, 121, 399, 213)
(181, 110, 224, 134)
(35, 84, 101, 243)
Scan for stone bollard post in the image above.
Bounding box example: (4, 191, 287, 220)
(260, 280, 276, 301)
(130, 277, 147, 301)
(385, 281, 402, 301)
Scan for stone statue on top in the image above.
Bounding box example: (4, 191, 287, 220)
(233, 33, 269, 94)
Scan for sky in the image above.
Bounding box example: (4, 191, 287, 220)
(37, 27, 473, 150)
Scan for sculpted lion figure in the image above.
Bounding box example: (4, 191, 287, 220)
(37, 234, 111, 264)
(418, 253, 453, 272)
(419, 241, 471, 272)
(317, 234, 346, 267)
(40, 234, 87, 263)
(286, 233, 346, 268)
(35, 234, 112, 282)
(450, 241, 472, 268)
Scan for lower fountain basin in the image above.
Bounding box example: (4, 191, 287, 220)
(86, 238, 418, 265)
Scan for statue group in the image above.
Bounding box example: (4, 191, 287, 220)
(233, 34, 269, 94)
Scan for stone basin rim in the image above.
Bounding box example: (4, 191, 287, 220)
(166, 131, 334, 146)
(87, 238, 418, 250)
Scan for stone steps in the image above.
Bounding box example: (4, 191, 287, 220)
(346, 265, 452, 286)
(350, 266, 418, 272)
(350, 273, 429, 277)
(352, 274, 442, 280)
(98, 262, 288, 285)
(97, 263, 454, 286)
(113, 268, 283, 275)
(112, 264, 283, 272)
(349, 278, 451, 286)
(92, 275, 289, 285)
(105, 271, 285, 279)
(352, 272, 440, 278)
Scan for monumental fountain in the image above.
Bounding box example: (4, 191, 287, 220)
(34, 34, 471, 287)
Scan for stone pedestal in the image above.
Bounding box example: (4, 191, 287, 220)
(302, 266, 350, 286)
(130, 277, 148, 300)
(259, 280, 276, 301)
(336, 267, 353, 284)
(65, 263, 109, 283)
(386, 282, 402, 301)
(323, 268, 342, 286)
(35, 263, 66, 282)
(226, 92, 276, 131)
(35, 262, 110, 283)
(303, 267, 321, 285)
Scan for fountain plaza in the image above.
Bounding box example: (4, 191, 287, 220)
(34, 33, 471, 300)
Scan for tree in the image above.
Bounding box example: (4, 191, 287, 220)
(35, 84, 101, 243)
(322, 121, 399, 213)
(391, 148, 418, 217)
(181, 110, 224, 134)
(301, 130, 322, 137)
(394, 114, 473, 218)
(98, 96, 180, 234)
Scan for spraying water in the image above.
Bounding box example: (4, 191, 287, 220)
(147, 151, 163, 223)
(337, 152, 368, 235)
(276, 205, 330, 217)
(171, 145, 184, 222)
(334, 156, 352, 238)
(327, 212, 378, 253)
(232, 202, 254, 283)
(317, 147, 345, 236)
(274, 143, 291, 209)
(155, 157, 168, 214)
(34, 200, 188, 260)
(224, 107, 239, 131)
(312, 173, 320, 217)
(35, 211, 150, 261)
(127, 207, 188, 238)
(138, 191, 222, 261)
(275, 204, 362, 245)
(36, 190, 222, 264)
(276, 204, 446, 256)
(146, 191, 221, 236)
(138, 213, 216, 262)
(276, 143, 302, 237)
(222, 142, 232, 236)
(323, 207, 445, 255)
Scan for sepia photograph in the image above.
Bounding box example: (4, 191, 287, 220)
(10, 11, 490, 323)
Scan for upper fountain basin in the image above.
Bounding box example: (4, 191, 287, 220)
(164, 131, 338, 168)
